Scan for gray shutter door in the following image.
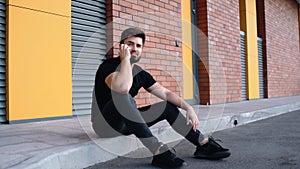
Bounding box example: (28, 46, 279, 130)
(240, 31, 247, 100)
(257, 37, 264, 98)
(72, 0, 106, 115)
(0, 0, 6, 123)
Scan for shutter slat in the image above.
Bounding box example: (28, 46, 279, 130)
(72, 1, 105, 13)
(72, 18, 104, 28)
(72, 33, 106, 44)
(72, 29, 105, 39)
(72, 24, 106, 36)
(73, 86, 94, 92)
(72, 52, 105, 60)
(72, 46, 105, 55)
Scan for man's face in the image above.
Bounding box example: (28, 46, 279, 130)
(123, 36, 143, 63)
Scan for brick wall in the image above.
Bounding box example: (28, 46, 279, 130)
(197, 0, 210, 104)
(256, 0, 267, 97)
(106, 0, 183, 107)
(197, 0, 241, 104)
(258, 0, 300, 98)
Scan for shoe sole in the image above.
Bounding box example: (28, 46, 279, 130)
(194, 151, 231, 160)
(151, 162, 187, 169)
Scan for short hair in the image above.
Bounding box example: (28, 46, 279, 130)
(120, 27, 146, 45)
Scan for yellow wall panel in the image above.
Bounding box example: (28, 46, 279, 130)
(240, 0, 260, 99)
(8, 0, 71, 17)
(7, 5, 72, 121)
(245, 0, 256, 15)
(181, 0, 194, 99)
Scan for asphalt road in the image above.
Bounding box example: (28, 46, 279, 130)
(85, 110, 300, 169)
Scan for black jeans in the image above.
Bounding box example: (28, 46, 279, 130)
(92, 93, 205, 154)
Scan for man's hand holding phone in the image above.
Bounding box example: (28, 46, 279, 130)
(119, 44, 131, 62)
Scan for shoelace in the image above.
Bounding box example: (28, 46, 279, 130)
(208, 135, 224, 148)
(209, 135, 223, 143)
(166, 147, 177, 159)
(157, 144, 177, 157)
(169, 147, 177, 154)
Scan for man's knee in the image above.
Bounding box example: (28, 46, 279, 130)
(165, 102, 180, 113)
(111, 92, 137, 109)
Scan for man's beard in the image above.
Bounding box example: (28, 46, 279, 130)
(130, 54, 141, 63)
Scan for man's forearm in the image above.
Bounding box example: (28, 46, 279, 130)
(111, 59, 133, 93)
(165, 91, 193, 111)
(165, 91, 198, 129)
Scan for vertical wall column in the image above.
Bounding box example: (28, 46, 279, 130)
(7, 0, 72, 122)
(239, 0, 260, 99)
(196, 0, 210, 104)
(181, 0, 194, 100)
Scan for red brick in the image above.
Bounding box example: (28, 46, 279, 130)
(169, 1, 178, 7)
(132, 15, 145, 23)
(144, 0, 155, 4)
(154, 0, 165, 7)
(148, 36, 159, 42)
(132, 4, 144, 11)
(150, 59, 161, 65)
(143, 7, 155, 13)
(149, 4, 160, 11)
(164, 4, 173, 10)
(125, 7, 136, 14)
(159, 7, 169, 14)
(161, 81, 171, 86)
(119, 0, 132, 8)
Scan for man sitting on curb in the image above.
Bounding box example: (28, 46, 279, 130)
(92, 27, 231, 168)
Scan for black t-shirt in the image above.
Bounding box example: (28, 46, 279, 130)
(94, 57, 156, 111)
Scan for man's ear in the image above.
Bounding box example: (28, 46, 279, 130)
(119, 42, 123, 49)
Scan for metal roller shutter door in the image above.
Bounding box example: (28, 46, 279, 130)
(240, 31, 247, 101)
(257, 37, 264, 98)
(0, 0, 6, 123)
(72, 0, 106, 115)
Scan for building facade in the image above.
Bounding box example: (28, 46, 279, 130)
(1, 0, 299, 123)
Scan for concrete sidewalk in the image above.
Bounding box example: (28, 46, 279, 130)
(1, 95, 300, 169)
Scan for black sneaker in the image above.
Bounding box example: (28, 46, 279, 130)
(152, 144, 187, 168)
(194, 136, 231, 159)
